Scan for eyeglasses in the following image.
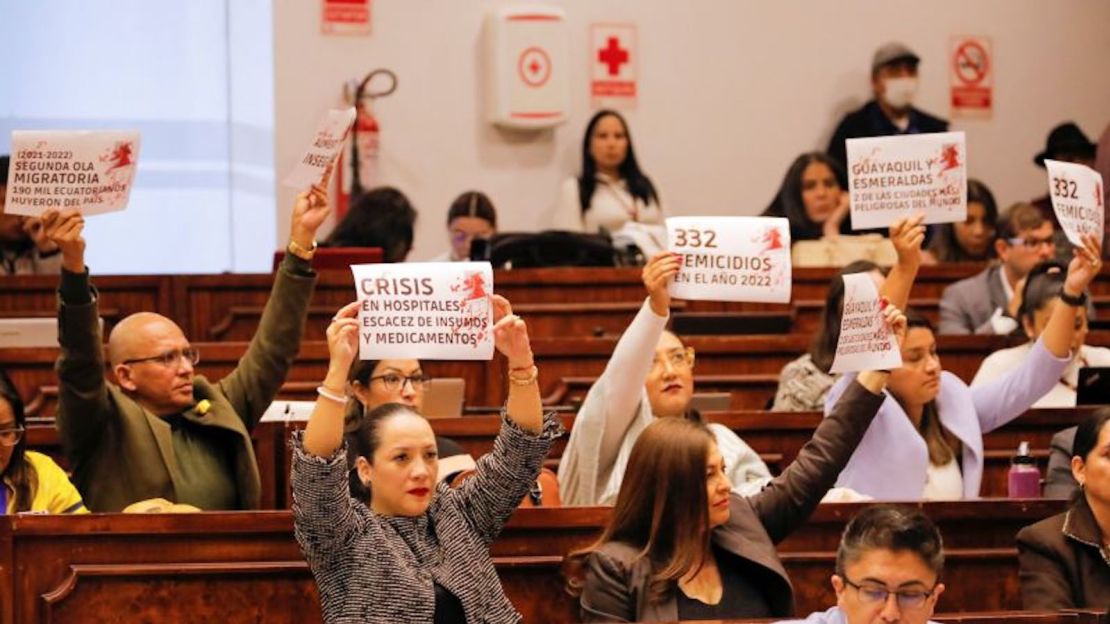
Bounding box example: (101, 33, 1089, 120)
(122, 348, 201, 368)
(651, 347, 695, 372)
(842, 576, 937, 610)
(0, 426, 25, 447)
(368, 373, 432, 392)
(1006, 236, 1056, 250)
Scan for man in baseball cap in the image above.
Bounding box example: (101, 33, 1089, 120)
(826, 42, 949, 168)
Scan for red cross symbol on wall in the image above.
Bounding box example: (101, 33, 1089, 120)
(598, 37, 629, 76)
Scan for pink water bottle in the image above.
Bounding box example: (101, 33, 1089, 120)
(1007, 441, 1041, 498)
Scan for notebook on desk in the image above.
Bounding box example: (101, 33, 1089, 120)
(0, 317, 103, 348)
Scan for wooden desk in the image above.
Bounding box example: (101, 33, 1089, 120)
(0, 500, 1068, 624)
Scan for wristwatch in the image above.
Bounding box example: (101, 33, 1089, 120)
(1059, 289, 1088, 307)
(287, 238, 317, 261)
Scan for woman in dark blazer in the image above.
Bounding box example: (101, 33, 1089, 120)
(563, 306, 905, 622)
(1017, 409, 1110, 609)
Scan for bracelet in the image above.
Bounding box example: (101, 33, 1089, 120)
(1059, 290, 1088, 308)
(287, 238, 318, 261)
(508, 365, 538, 386)
(316, 385, 347, 404)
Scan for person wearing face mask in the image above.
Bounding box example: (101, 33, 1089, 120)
(925, 179, 999, 263)
(428, 191, 497, 262)
(563, 307, 904, 622)
(552, 110, 663, 236)
(293, 297, 561, 623)
(762, 152, 854, 241)
(825, 236, 1103, 500)
(826, 43, 949, 169)
(556, 251, 773, 506)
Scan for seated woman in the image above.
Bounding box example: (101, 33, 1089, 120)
(924, 178, 998, 263)
(972, 260, 1110, 407)
(1017, 409, 1110, 608)
(552, 110, 662, 235)
(323, 186, 416, 262)
(0, 372, 86, 514)
(292, 297, 561, 623)
(761, 152, 853, 242)
(557, 252, 772, 506)
(344, 358, 476, 496)
(773, 217, 924, 411)
(826, 235, 1103, 500)
(565, 305, 905, 621)
(430, 191, 497, 262)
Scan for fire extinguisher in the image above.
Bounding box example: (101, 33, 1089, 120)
(337, 68, 398, 217)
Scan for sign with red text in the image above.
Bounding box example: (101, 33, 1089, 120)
(283, 107, 356, 189)
(950, 36, 993, 117)
(351, 262, 494, 360)
(830, 273, 902, 374)
(322, 0, 371, 36)
(590, 23, 637, 106)
(847, 131, 967, 229)
(1044, 159, 1105, 247)
(666, 216, 791, 303)
(5, 130, 141, 217)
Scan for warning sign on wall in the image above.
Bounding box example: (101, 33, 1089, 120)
(590, 23, 637, 107)
(322, 0, 371, 36)
(950, 35, 993, 118)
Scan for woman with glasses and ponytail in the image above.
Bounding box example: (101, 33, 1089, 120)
(0, 371, 86, 515)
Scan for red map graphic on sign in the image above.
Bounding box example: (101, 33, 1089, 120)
(760, 227, 784, 252)
(936, 144, 961, 173)
(106, 142, 134, 172)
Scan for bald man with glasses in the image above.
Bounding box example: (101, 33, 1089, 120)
(46, 181, 329, 511)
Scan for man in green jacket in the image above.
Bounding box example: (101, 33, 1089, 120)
(45, 183, 330, 512)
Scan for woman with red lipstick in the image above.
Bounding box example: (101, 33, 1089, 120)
(565, 304, 907, 621)
(558, 251, 772, 506)
(293, 295, 561, 624)
(826, 235, 1103, 500)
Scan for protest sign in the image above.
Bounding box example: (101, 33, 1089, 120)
(666, 216, 791, 303)
(5, 130, 141, 217)
(1044, 159, 1104, 247)
(351, 262, 494, 360)
(846, 131, 967, 229)
(282, 107, 356, 189)
(829, 272, 902, 374)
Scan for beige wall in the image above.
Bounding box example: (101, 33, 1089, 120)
(273, 0, 1110, 260)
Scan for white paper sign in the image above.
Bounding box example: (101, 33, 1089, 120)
(846, 131, 967, 229)
(829, 273, 902, 374)
(282, 107, 356, 189)
(1044, 159, 1105, 247)
(5, 130, 141, 216)
(666, 216, 791, 303)
(352, 262, 494, 360)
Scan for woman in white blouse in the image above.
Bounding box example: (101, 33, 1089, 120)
(972, 260, 1110, 407)
(552, 110, 663, 235)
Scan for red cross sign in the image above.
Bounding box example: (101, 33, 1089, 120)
(590, 24, 637, 104)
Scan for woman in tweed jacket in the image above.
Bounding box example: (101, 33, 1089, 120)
(292, 296, 561, 623)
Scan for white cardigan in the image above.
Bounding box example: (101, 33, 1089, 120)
(551, 174, 663, 234)
(971, 343, 1110, 407)
(557, 299, 772, 506)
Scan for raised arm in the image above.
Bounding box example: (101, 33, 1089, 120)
(45, 210, 114, 457)
(218, 174, 330, 428)
(451, 296, 561, 543)
(1041, 235, 1101, 358)
(749, 305, 904, 543)
(303, 302, 360, 457)
(881, 215, 925, 312)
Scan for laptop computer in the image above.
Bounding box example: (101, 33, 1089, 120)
(1077, 367, 1110, 406)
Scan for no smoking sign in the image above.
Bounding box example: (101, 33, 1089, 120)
(950, 35, 993, 117)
